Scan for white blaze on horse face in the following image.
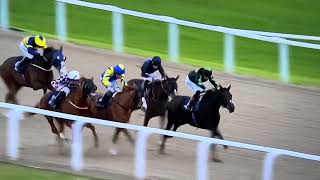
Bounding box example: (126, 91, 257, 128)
(59, 133, 65, 140)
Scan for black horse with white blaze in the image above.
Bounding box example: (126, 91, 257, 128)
(160, 85, 235, 162)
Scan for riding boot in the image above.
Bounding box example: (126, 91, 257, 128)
(14, 57, 28, 73)
(97, 91, 113, 108)
(143, 80, 150, 95)
(49, 91, 66, 110)
(184, 91, 201, 111)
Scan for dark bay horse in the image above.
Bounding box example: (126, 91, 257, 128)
(29, 77, 98, 148)
(0, 46, 66, 104)
(86, 85, 141, 154)
(160, 85, 235, 162)
(128, 75, 179, 127)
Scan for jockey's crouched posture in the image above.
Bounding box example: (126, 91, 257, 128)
(48, 70, 81, 109)
(184, 68, 218, 111)
(97, 64, 127, 108)
(140, 56, 166, 109)
(15, 35, 47, 73)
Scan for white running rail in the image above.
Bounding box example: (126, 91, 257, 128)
(53, 0, 320, 84)
(1, 102, 319, 180)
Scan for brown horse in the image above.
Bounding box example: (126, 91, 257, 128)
(0, 46, 66, 104)
(86, 84, 141, 153)
(29, 77, 99, 147)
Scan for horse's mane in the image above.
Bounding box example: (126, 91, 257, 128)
(123, 84, 137, 91)
(202, 89, 220, 103)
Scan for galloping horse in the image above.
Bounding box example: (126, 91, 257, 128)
(30, 77, 98, 147)
(86, 85, 141, 151)
(0, 46, 66, 104)
(160, 85, 235, 162)
(128, 75, 179, 127)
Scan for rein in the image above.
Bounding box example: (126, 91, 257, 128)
(66, 99, 88, 110)
(30, 63, 52, 71)
(113, 90, 135, 111)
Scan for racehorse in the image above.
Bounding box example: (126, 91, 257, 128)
(29, 77, 99, 148)
(0, 46, 66, 104)
(160, 85, 235, 162)
(127, 75, 179, 128)
(86, 84, 141, 153)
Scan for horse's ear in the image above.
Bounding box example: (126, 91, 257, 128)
(219, 84, 223, 90)
(227, 85, 231, 91)
(175, 75, 179, 81)
(60, 45, 63, 51)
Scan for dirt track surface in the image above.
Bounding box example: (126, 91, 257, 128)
(0, 31, 319, 180)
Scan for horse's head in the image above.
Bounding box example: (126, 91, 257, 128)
(218, 85, 235, 113)
(43, 46, 66, 71)
(80, 77, 97, 98)
(161, 75, 179, 98)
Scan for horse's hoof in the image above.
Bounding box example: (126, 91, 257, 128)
(223, 145, 228, 149)
(211, 158, 223, 163)
(158, 148, 166, 155)
(109, 149, 118, 156)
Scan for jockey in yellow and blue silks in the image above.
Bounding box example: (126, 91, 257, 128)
(97, 64, 127, 107)
(15, 35, 48, 73)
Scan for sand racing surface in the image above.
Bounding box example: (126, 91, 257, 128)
(0, 31, 319, 180)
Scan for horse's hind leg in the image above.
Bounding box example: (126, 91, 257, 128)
(85, 123, 99, 148)
(5, 84, 21, 104)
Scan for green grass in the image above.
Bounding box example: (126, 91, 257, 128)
(8, 0, 320, 86)
(0, 163, 98, 180)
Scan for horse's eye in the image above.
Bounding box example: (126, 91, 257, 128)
(230, 100, 233, 103)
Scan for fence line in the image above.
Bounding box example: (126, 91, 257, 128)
(54, 0, 320, 84)
(1, 102, 319, 180)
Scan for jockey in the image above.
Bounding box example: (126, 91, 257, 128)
(97, 64, 127, 107)
(184, 68, 218, 111)
(48, 70, 81, 109)
(15, 35, 48, 73)
(140, 56, 166, 109)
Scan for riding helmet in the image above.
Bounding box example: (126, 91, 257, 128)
(67, 70, 80, 80)
(35, 35, 47, 48)
(114, 64, 126, 75)
(151, 56, 161, 66)
(202, 68, 212, 77)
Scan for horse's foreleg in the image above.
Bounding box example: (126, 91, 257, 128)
(109, 128, 122, 155)
(159, 116, 175, 154)
(57, 119, 66, 141)
(210, 130, 223, 163)
(47, 116, 59, 135)
(121, 129, 134, 146)
(85, 123, 99, 148)
(143, 113, 152, 127)
(212, 127, 228, 149)
(112, 128, 122, 144)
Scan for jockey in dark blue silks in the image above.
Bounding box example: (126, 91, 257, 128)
(184, 68, 218, 111)
(15, 35, 47, 73)
(140, 56, 166, 109)
(48, 70, 81, 109)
